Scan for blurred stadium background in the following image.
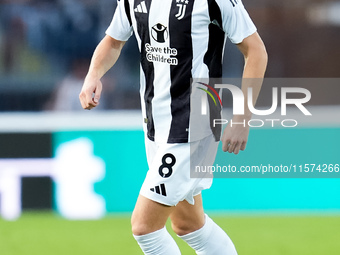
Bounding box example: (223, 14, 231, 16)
(0, 0, 340, 254)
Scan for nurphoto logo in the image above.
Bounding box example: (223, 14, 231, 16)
(196, 82, 312, 128)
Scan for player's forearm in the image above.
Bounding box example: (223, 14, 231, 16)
(87, 35, 125, 80)
(241, 53, 267, 118)
(239, 36, 268, 119)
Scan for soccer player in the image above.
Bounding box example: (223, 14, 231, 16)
(79, 0, 267, 254)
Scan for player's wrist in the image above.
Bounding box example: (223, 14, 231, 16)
(232, 114, 252, 122)
(85, 72, 101, 82)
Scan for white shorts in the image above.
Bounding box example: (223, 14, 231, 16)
(140, 134, 219, 206)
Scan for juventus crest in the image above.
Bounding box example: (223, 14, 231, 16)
(175, 0, 189, 20)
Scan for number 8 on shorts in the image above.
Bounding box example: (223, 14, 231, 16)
(159, 153, 176, 178)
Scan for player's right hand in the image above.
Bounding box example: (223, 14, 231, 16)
(79, 75, 102, 110)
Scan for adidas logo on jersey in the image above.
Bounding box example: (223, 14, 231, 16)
(134, 1, 147, 13)
(150, 183, 167, 196)
(229, 0, 238, 7)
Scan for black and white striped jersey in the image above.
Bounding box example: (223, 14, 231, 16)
(106, 0, 256, 143)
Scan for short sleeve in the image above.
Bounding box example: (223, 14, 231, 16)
(106, 0, 133, 41)
(219, 0, 257, 44)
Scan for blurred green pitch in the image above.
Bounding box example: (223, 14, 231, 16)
(1, 213, 340, 255)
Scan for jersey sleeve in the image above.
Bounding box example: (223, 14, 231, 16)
(219, 0, 257, 44)
(106, 0, 133, 41)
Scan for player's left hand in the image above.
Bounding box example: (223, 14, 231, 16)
(79, 74, 102, 110)
(221, 116, 250, 155)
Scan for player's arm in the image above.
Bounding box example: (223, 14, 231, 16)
(222, 32, 268, 154)
(79, 35, 126, 110)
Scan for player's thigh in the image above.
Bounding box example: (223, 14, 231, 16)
(170, 194, 205, 236)
(131, 194, 175, 235)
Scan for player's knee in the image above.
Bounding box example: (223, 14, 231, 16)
(171, 219, 195, 236)
(131, 223, 151, 236)
(131, 216, 151, 236)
